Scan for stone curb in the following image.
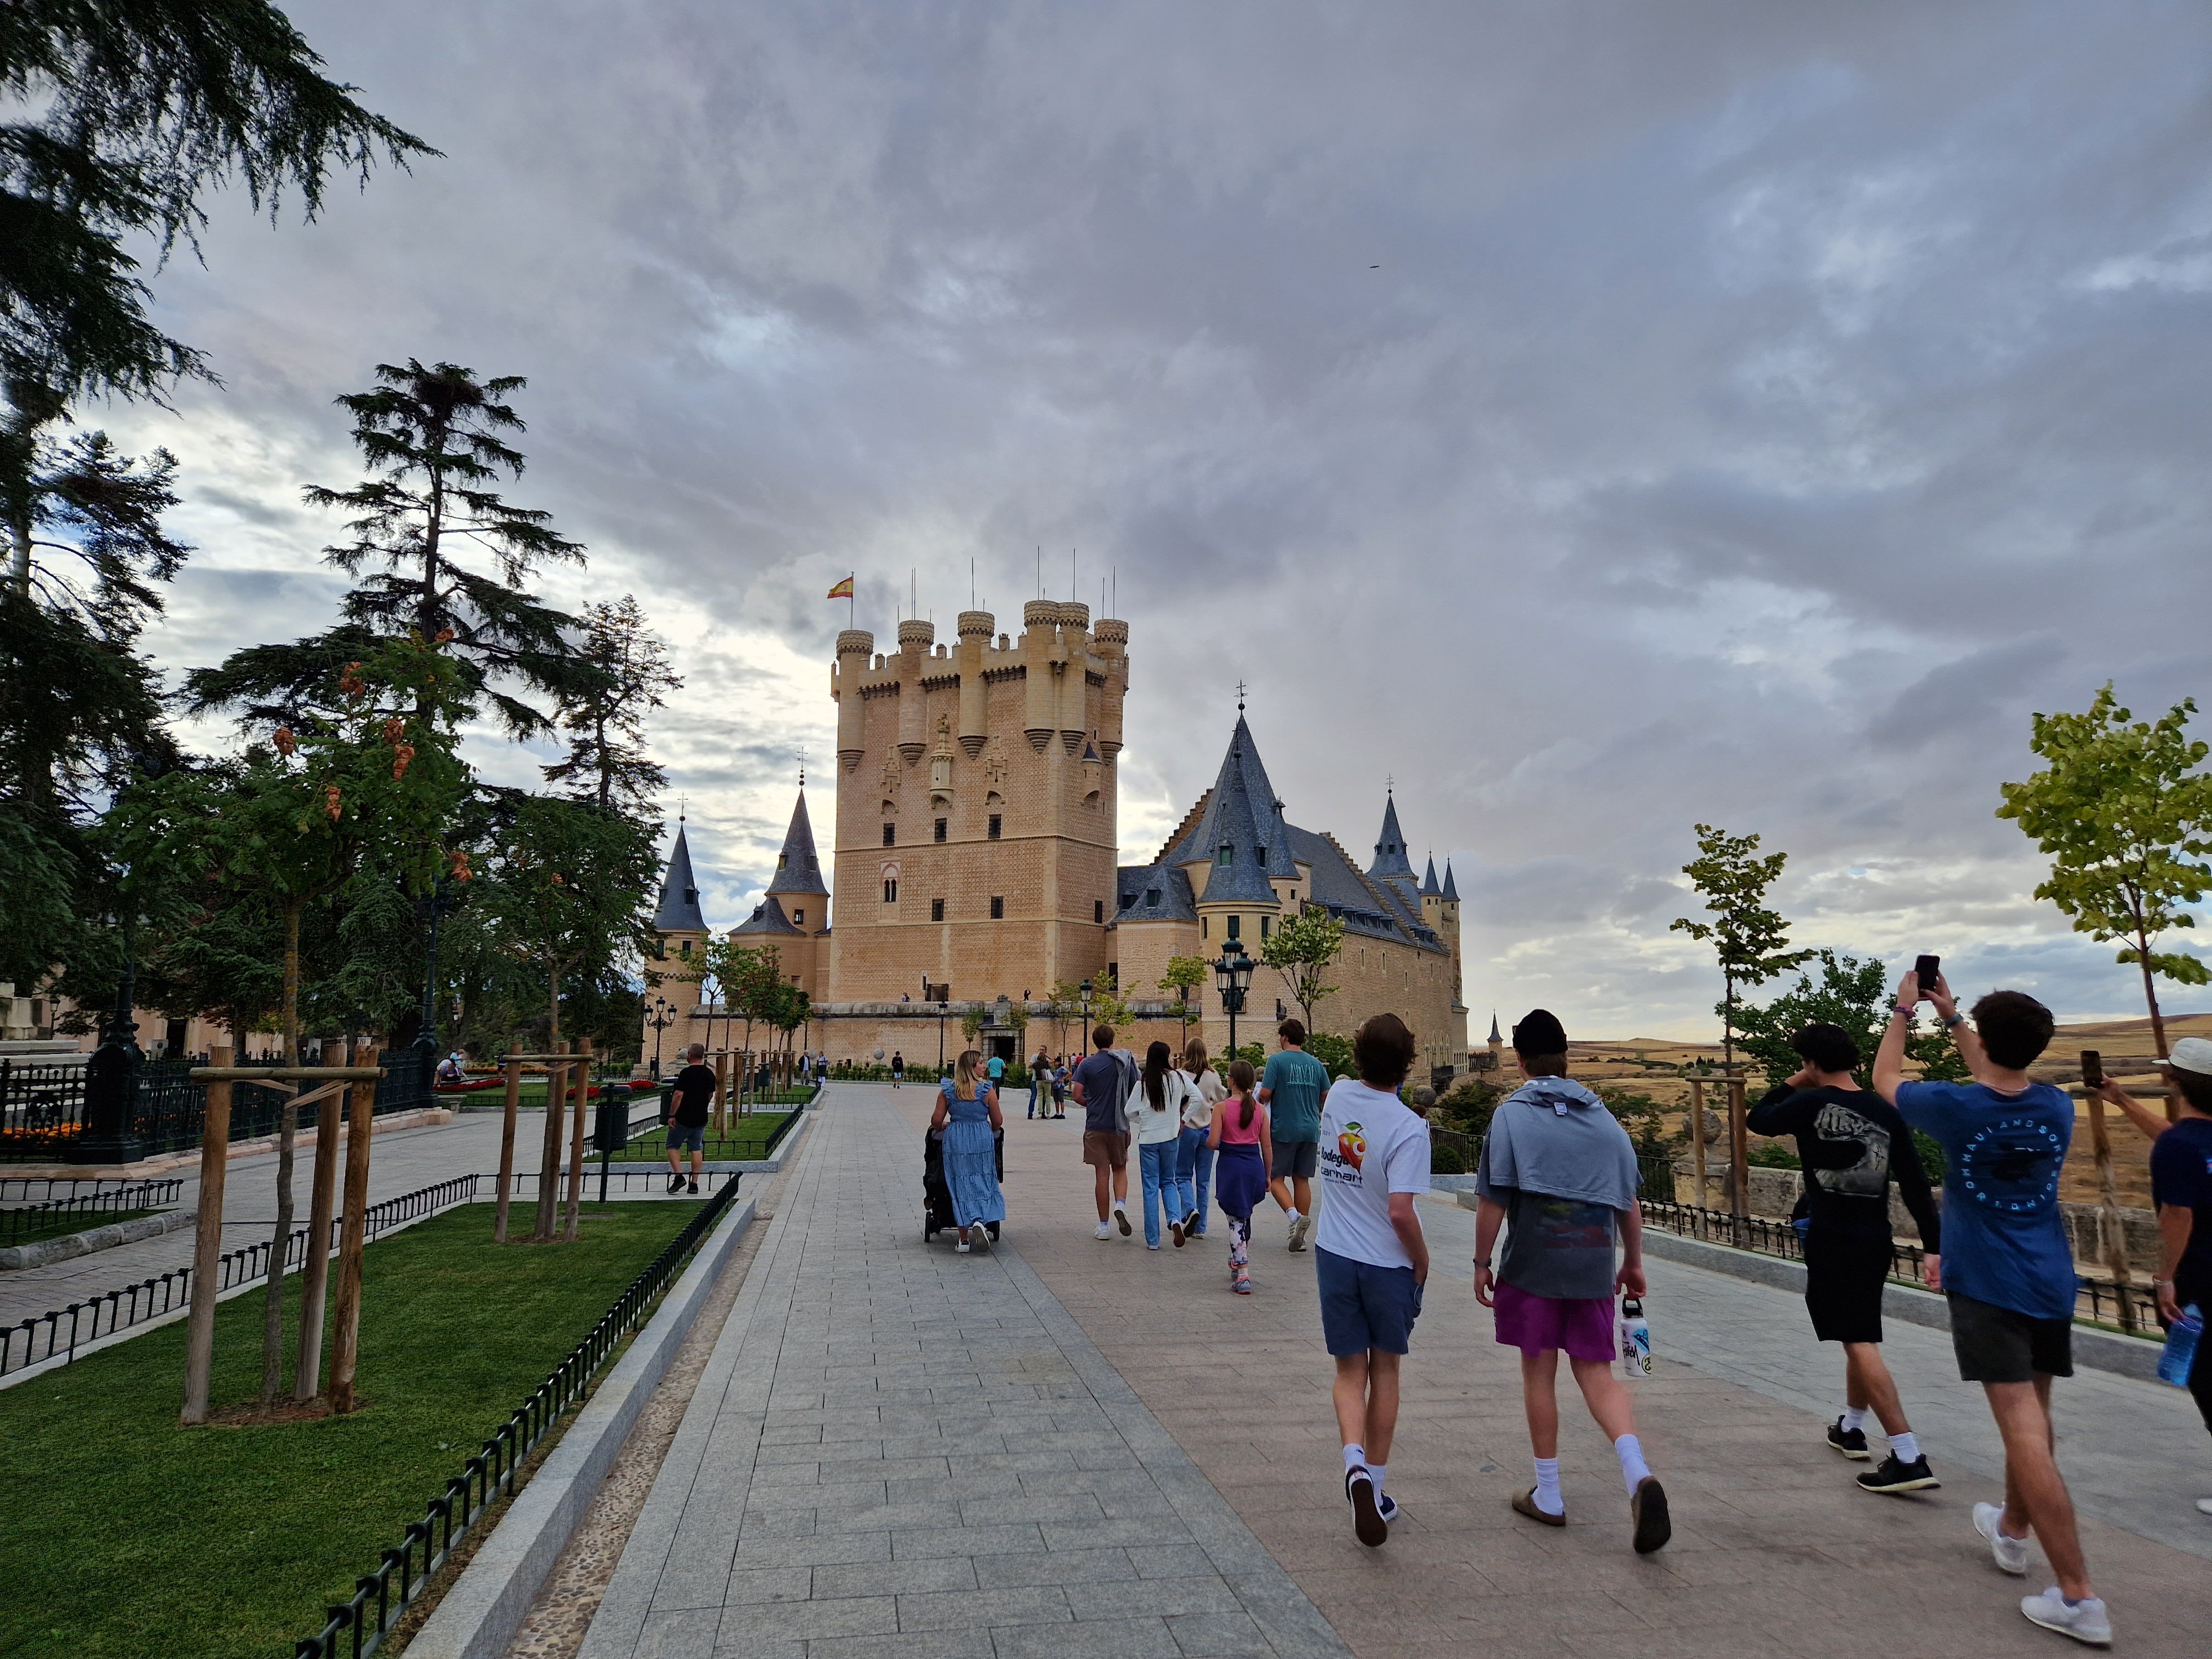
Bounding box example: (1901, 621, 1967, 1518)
(0, 1208, 196, 1271)
(404, 1187, 765, 1659)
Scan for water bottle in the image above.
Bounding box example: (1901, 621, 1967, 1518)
(2158, 1303, 2203, 1388)
(1618, 1297, 1653, 1381)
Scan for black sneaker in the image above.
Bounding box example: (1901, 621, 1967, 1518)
(686, 1178, 699, 1194)
(1826, 1418, 1870, 1459)
(1855, 1453, 1940, 1495)
(666, 1173, 685, 1194)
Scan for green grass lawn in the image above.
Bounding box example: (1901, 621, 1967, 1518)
(614, 1107, 799, 1162)
(0, 1198, 701, 1659)
(0, 1206, 162, 1246)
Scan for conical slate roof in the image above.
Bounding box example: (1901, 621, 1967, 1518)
(1177, 715, 1292, 904)
(1421, 855, 1441, 897)
(1369, 792, 1416, 881)
(1488, 1010, 1502, 1042)
(655, 825, 708, 932)
(765, 789, 828, 897)
(1442, 860, 1459, 901)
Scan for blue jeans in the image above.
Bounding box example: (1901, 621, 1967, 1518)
(1137, 1139, 1187, 1247)
(1173, 1126, 1212, 1235)
(1029, 1079, 1043, 1118)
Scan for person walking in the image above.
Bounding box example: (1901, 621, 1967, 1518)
(1052, 1054, 1071, 1119)
(666, 1042, 714, 1194)
(987, 1048, 1006, 1092)
(1314, 1013, 1432, 1547)
(1261, 1019, 1332, 1251)
(1208, 1059, 1274, 1292)
(1476, 1009, 1668, 1554)
(1073, 1024, 1138, 1239)
(1030, 1046, 1051, 1119)
(1749, 1021, 1944, 1494)
(1875, 973, 2109, 1646)
(931, 1048, 1005, 1253)
(2119, 1040, 2212, 1515)
(890, 1050, 905, 1088)
(1178, 1040, 1226, 1241)
(1132, 1041, 1201, 1249)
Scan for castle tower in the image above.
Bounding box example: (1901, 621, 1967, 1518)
(732, 786, 833, 999)
(643, 822, 711, 1061)
(1487, 1009, 1504, 1074)
(826, 600, 1129, 1003)
(1368, 790, 1420, 910)
(1420, 855, 1466, 1015)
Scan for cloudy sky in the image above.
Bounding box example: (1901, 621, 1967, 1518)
(103, 1, 2212, 1042)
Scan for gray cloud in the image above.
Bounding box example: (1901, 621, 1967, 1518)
(100, 0, 2212, 1040)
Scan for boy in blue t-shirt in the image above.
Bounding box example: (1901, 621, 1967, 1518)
(1874, 971, 2106, 1647)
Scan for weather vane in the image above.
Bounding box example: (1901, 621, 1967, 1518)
(1235, 679, 1247, 712)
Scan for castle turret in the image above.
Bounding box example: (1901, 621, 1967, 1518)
(956, 610, 993, 756)
(1423, 855, 1465, 1014)
(895, 618, 933, 764)
(834, 630, 873, 772)
(1093, 618, 1128, 757)
(1056, 601, 1091, 753)
(1021, 600, 1060, 752)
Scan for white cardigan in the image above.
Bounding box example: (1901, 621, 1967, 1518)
(1128, 1069, 1199, 1145)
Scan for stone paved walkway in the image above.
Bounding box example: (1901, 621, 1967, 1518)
(586, 1084, 2212, 1657)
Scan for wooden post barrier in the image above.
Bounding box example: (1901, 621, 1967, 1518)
(712, 1050, 728, 1136)
(563, 1037, 592, 1240)
(181, 1044, 235, 1425)
(327, 1046, 380, 1413)
(2082, 1088, 2141, 1333)
(1688, 1076, 1708, 1208)
(1726, 1074, 1751, 1246)
(296, 1043, 346, 1400)
(495, 1051, 522, 1244)
(535, 1040, 569, 1243)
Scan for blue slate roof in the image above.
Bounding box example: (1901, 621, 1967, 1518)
(733, 895, 803, 937)
(1421, 855, 1441, 897)
(1114, 862, 1197, 922)
(1442, 860, 1459, 901)
(1173, 714, 1292, 904)
(765, 789, 828, 898)
(654, 825, 708, 932)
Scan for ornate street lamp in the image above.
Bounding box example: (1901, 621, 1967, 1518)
(1212, 940, 1254, 1060)
(645, 994, 676, 1077)
(1078, 978, 1093, 1055)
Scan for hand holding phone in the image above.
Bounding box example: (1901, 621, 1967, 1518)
(2080, 1049, 2104, 1089)
(1913, 955, 1941, 1001)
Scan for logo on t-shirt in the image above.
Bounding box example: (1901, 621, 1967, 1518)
(1809, 1100, 1891, 1198)
(1959, 1116, 2065, 1214)
(1338, 1122, 1366, 1170)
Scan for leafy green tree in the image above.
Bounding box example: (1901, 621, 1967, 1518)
(1997, 684, 2212, 1064)
(189, 361, 586, 736)
(1157, 953, 1207, 1045)
(1259, 905, 1347, 1032)
(544, 594, 681, 814)
(477, 795, 659, 1042)
(1306, 1029, 1356, 1080)
(1670, 823, 1813, 1070)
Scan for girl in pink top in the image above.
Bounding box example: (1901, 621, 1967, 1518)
(1207, 1059, 1274, 1293)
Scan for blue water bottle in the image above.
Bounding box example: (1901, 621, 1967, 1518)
(2158, 1304, 2203, 1388)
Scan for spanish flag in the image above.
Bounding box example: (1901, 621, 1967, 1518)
(826, 575, 855, 600)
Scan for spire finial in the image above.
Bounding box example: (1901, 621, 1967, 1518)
(796, 743, 807, 789)
(1235, 679, 1247, 713)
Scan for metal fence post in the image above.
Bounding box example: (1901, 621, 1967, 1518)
(180, 1044, 234, 1425)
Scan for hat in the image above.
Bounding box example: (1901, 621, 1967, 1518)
(1512, 1008, 1569, 1055)
(2158, 1037, 2212, 1077)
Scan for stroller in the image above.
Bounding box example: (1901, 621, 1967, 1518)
(922, 1123, 1005, 1244)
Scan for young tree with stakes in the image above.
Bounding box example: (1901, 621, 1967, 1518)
(1259, 905, 1347, 1034)
(1670, 823, 1813, 1070)
(1999, 685, 2212, 1115)
(1158, 953, 1208, 1046)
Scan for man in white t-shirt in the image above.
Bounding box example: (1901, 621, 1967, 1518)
(1314, 1012, 1431, 1549)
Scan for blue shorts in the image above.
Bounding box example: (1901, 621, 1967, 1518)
(666, 1122, 706, 1153)
(1315, 1244, 1422, 1357)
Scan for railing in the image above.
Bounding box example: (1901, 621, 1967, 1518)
(1, 1175, 168, 1203)
(0, 1177, 182, 1246)
(291, 1170, 748, 1659)
(0, 1173, 480, 1380)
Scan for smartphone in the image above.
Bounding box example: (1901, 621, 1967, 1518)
(2080, 1050, 2104, 1089)
(1913, 954, 1941, 999)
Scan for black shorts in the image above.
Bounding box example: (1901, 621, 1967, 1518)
(1802, 1229, 1893, 1345)
(1271, 1139, 1318, 1180)
(1947, 1290, 2073, 1384)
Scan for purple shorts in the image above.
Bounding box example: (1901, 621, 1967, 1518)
(1493, 1282, 1615, 1363)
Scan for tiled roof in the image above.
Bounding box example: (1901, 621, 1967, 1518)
(1442, 860, 1459, 901)
(1174, 714, 1288, 904)
(733, 895, 803, 936)
(1114, 863, 1197, 922)
(1421, 855, 1441, 897)
(654, 825, 708, 932)
(765, 790, 828, 897)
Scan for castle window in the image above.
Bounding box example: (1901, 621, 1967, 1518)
(792, 909, 804, 926)
(1108, 962, 1117, 983)
(1145, 887, 1159, 907)
(882, 822, 896, 846)
(883, 877, 899, 903)
(988, 814, 1001, 840)
(1217, 843, 1232, 867)
(1261, 915, 1271, 939)
(931, 898, 945, 921)
(990, 895, 1005, 919)
(1202, 917, 1208, 938)
(1094, 899, 1104, 923)
(679, 940, 692, 958)
(1227, 915, 1240, 940)
(933, 817, 947, 843)
(777, 853, 787, 870)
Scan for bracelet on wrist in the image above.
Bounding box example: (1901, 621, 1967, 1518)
(1891, 1005, 1914, 1018)
(1942, 1012, 1965, 1029)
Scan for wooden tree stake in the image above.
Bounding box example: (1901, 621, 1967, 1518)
(712, 1050, 728, 1136)
(564, 1037, 592, 1240)
(1688, 1076, 1708, 1208)
(495, 1051, 522, 1243)
(1726, 1076, 1751, 1246)
(181, 1044, 235, 1425)
(535, 1041, 568, 1243)
(295, 1041, 346, 1401)
(2084, 1090, 2140, 1333)
(327, 1046, 380, 1413)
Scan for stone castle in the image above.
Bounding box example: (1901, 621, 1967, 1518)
(643, 602, 1467, 1077)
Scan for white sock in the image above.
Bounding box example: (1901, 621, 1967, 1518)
(1889, 1430, 1920, 1464)
(1532, 1457, 1563, 1515)
(1369, 1461, 1387, 1496)
(1343, 1442, 1367, 1475)
(1614, 1434, 1650, 1494)
(1286, 1208, 1301, 1222)
(1841, 1405, 1869, 1433)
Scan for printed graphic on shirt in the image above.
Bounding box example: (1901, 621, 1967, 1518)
(1809, 1100, 1891, 1198)
(1520, 1194, 1615, 1253)
(1958, 1115, 2065, 1214)
(1338, 1122, 1366, 1171)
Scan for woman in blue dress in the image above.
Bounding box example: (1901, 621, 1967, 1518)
(932, 1048, 1006, 1253)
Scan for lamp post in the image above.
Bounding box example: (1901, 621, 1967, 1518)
(1212, 940, 1254, 1062)
(645, 995, 676, 1077)
(1079, 979, 1093, 1056)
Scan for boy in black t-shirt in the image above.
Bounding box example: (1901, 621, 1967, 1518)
(1748, 1022, 1943, 1495)
(667, 1043, 716, 1194)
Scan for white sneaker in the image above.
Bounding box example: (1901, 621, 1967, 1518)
(1113, 1203, 1132, 1237)
(2019, 1588, 2112, 1647)
(2198, 1497, 2212, 1516)
(1094, 1220, 1113, 1240)
(1287, 1213, 1311, 1252)
(1974, 1501, 2031, 1576)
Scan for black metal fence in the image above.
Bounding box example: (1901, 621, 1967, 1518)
(291, 1170, 748, 1659)
(0, 1177, 182, 1246)
(0, 1173, 480, 1380)
(0, 1052, 440, 1164)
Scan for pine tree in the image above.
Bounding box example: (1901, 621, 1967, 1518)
(544, 594, 681, 813)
